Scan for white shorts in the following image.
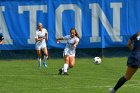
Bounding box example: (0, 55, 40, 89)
(63, 48, 75, 57)
(35, 43, 46, 50)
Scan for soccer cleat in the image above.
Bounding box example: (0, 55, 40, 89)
(63, 72, 68, 75)
(58, 69, 63, 75)
(43, 62, 47, 68)
(109, 88, 115, 93)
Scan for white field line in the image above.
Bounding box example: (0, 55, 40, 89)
(0, 75, 140, 90)
(0, 83, 139, 91)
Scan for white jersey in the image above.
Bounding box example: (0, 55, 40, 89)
(35, 28, 48, 50)
(63, 35, 79, 56)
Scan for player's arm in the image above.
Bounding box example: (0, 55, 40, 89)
(56, 35, 70, 43)
(35, 36, 43, 42)
(73, 38, 80, 48)
(128, 34, 137, 51)
(73, 39, 80, 48)
(56, 37, 64, 43)
(44, 32, 48, 41)
(35, 31, 44, 42)
(127, 39, 133, 51)
(73, 41, 79, 48)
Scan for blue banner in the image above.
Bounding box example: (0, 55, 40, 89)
(0, 0, 138, 50)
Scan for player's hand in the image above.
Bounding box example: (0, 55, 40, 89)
(56, 39, 59, 44)
(73, 44, 77, 48)
(38, 37, 43, 41)
(43, 37, 48, 41)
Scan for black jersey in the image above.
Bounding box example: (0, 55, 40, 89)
(0, 33, 4, 41)
(130, 33, 140, 52)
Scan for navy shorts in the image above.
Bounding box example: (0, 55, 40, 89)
(127, 51, 140, 68)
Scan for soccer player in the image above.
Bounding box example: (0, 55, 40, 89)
(56, 28, 80, 75)
(0, 33, 4, 44)
(35, 23, 48, 68)
(109, 31, 140, 93)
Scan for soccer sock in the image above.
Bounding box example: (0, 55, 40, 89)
(113, 76, 127, 91)
(63, 63, 69, 73)
(43, 55, 48, 63)
(38, 58, 41, 67)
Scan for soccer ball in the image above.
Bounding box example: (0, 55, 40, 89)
(93, 57, 101, 64)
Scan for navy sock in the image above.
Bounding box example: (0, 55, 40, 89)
(114, 76, 127, 91)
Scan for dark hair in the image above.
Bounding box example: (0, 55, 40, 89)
(0, 33, 4, 41)
(70, 28, 80, 39)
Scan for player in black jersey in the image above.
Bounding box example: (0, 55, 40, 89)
(0, 33, 4, 44)
(109, 32, 140, 93)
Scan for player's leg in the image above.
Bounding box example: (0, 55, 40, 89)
(63, 55, 70, 75)
(59, 55, 70, 75)
(109, 67, 137, 93)
(124, 67, 138, 80)
(42, 47, 48, 68)
(63, 56, 75, 75)
(69, 56, 75, 68)
(36, 50, 42, 68)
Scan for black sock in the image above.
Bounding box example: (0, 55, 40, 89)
(114, 76, 127, 91)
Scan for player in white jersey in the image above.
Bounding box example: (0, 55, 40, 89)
(56, 28, 80, 75)
(35, 23, 48, 68)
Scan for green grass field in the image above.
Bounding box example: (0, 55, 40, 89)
(0, 57, 140, 93)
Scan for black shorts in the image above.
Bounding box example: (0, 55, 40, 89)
(127, 51, 140, 68)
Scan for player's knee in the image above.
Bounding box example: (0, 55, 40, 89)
(65, 60, 69, 64)
(44, 55, 48, 60)
(38, 55, 42, 58)
(69, 64, 75, 68)
(44, 51, 48, 56)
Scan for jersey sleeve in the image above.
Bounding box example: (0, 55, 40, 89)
(44, 29, 48, 38)
(75, 37, 79, 42)
(130, 34, 137, 41)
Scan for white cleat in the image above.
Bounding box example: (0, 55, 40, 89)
(43, 62, 47, 68)
(109, 88, 115, 93)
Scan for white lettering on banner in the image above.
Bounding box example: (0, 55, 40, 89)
(89, 3, 122, 43)
(56, 4, 82, 41)
(18, 5, 47, 44)
(0, 6, 13, 44)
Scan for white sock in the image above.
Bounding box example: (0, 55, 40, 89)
(43, 55, 48, 63)
(38, 58, 41, 65)
(64, 63, 69, 73)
